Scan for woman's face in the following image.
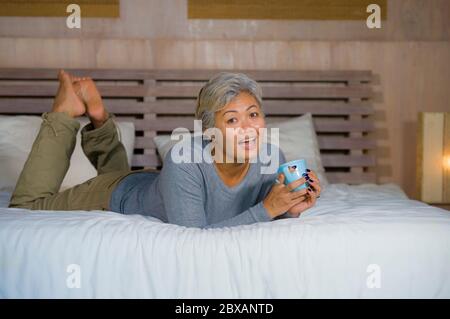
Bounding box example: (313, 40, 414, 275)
(213, 92, 266, 163)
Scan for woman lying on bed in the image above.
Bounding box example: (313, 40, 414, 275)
(8, 70, 322, 228)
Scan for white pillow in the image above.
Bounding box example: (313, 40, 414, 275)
(153, 113, 329, 186)
(266, 113, 329, 186)
(0, 115, 135, 192)
(153, 135, 181, 162)
(153, 132, 200, 161)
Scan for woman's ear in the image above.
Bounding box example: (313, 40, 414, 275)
(194, 87, 205, 119)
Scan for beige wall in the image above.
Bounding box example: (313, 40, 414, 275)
(1, 0, 449, 198)
(1, 0, 449, 41)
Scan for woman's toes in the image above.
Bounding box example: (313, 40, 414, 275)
(57, 69, 65, 81)
(59, 71, 73, 89)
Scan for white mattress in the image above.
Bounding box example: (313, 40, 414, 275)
(1, 183, 450, 298)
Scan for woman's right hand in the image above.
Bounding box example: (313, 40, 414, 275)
(263, 173, 308, 219)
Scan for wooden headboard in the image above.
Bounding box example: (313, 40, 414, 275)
(0, 68, 377, 184)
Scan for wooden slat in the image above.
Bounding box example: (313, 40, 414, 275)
(107, 101, 153, 114)
(0, 68, 373, 82)
(151, 70, 373, 82)
(262, 85, 373, 99)
(0, 99, 374, 115)
(272, 118, 376, 132)
(263, 101, 374, 115)
(0, 85, 373, 103)
(147, 100, 374, 115)
(143, 79, 157, 170)
(0, 84, 148, 97)
(348, 83, 365, 176)
(317, 136, 376, 150)
(322, 154, 376, 167)
(0, 100, 50, 113)
(116, 117, 375, 133)
(0, 68, 150, 80)
(0, 98, 153, 114)
(135, 137, 155, 149)
(151, 84, 373, 99)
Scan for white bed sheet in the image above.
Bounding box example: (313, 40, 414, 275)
(1, 183, 449, 298)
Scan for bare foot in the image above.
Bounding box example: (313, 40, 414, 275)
(71, 76, 109, 129)
(52, 70, 86, 118)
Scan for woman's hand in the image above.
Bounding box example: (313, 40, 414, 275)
(286, 169, 322, 217)
(263, 173, 309, 219)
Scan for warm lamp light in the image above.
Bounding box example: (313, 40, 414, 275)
(417, 112, 450, 204)
(444, 156, 450, 169)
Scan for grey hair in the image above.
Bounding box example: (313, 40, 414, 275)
(195, 72, 263, 130)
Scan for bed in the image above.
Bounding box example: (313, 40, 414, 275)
(0, 68, 449, 298)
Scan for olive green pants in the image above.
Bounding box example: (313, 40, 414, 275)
(8, 111, 144, 211)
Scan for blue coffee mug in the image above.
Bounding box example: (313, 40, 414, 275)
(277, 159, 308, 191)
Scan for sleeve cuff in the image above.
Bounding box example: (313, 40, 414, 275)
(81, 113, 116, 139)
(250, 201, 273, 223)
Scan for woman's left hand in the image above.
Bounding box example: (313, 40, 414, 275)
(286, 169, 321, 217)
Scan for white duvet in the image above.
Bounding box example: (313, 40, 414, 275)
(1, 183, 449, 299)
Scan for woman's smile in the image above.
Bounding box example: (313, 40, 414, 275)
(237, 134, 258, 151)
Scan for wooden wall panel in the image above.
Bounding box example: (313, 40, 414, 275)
(188, 0, 387, 20)
(0, 0, 119, 17)
(0, 0, 448, 41)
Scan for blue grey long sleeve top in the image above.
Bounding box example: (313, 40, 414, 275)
(110, 137, 286, 229)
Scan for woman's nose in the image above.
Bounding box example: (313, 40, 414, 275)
(240, 117, 253, 130)
(238, 126, 257, 138)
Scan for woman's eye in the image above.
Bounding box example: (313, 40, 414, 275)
(250, 112, 259, 118)
(227, 118, 237, 124)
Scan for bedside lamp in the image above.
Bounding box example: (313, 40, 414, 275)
(445, 156, 450, 168)
(417, 112, 450, 204)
